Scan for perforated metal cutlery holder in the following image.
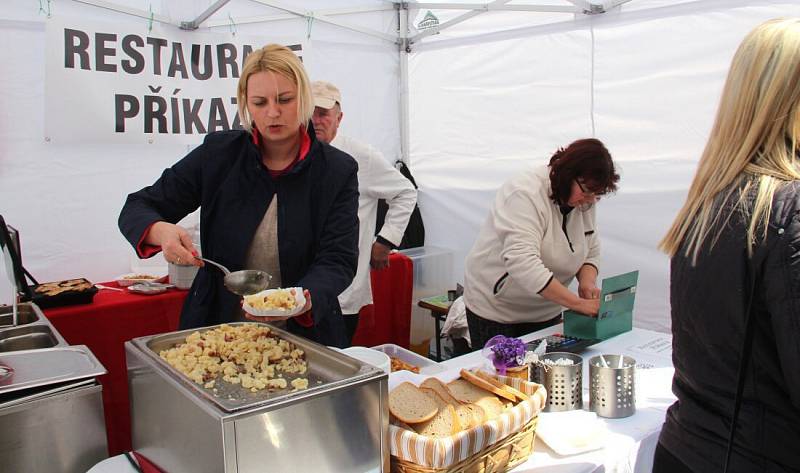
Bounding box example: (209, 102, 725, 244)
(531, 352, 583, 412)
(589, 355, 636, 418)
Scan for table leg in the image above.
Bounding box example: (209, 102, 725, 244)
(434, 313, 442, 362)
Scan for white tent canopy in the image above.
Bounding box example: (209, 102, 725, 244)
(2, 0, 799, 332)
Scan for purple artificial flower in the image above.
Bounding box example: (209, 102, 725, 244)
(481, 335, 526, 374)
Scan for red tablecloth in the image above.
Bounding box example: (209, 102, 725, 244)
(43, 282, 187, 456)
(352, 252, 413, 348)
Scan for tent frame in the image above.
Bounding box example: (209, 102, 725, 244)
(68, 0, 631, 163)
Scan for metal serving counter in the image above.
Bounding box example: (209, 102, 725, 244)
(0, 302, 108, 473)
(126, 322, 389, 473)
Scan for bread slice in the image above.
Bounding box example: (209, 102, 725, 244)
(390, 415, 414, 431)
(421, 377, 462, 404)
(446, 379, 505, 420)
(413, 391, 461, 437)
(420, 387, 475, 430)
(420, 377, 488, 427)
(463, 403, 487, 426)
(474, 369, 530, 401)
(389, 382, 439, 424)
(460, 369, 517, 402)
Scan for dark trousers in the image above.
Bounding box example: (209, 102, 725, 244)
(466, 307, 562, 351)
(652, 442, 694, 473)
(343, 313, 359, 347)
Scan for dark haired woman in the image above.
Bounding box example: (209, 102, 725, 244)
(463, 138, 620, 350)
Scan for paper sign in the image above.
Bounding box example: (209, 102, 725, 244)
(627, 336, 672, 357)
(45, 18, 307, 145)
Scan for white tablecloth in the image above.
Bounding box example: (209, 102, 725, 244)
(437, 325, 676, 473)
(90, 326, 675, 473)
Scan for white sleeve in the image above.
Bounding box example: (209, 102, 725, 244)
(364, 150, 418, 247)
(494, 190, 553, 294)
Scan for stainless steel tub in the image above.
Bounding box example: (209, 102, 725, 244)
(0, 344, 108, 473)
(127, 322, 389, 473)
(0, 303, 40, 326)
(0, 380, 107, 472)
(0, 302, 68, 348)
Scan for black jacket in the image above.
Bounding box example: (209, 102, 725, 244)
(659, 179, 800, 472)
(118, 126, 359, 348)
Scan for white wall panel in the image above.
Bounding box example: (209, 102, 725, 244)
(409, 0, 800, 333)
(0, 0, 399, 303)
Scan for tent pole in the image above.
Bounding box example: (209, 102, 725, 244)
(410, 0, 513, 43)
(398, 2, 411, 165)
(180, 0, 231, 30)
(563, 0, 594, 12)
(71, 0, 177, 26)
(204, 5, 396, 29)
(412, 3, 581, 13)
(247, 0, 396, 43)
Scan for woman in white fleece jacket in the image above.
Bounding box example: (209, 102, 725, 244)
(463, 138, 619, 350)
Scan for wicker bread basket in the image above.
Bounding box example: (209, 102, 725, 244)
(392, 416, 538, 473)
(389, 373, 545, 473)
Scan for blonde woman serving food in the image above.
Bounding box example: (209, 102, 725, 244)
(118, 44, 359, 348)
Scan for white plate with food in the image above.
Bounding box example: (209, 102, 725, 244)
(242, 287, 306, 317)
(115, 273, 167, 287)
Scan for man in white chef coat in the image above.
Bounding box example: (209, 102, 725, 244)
(311, 80, 418, 346)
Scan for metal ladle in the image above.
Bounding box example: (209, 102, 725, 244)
(194, 256, 271, 296)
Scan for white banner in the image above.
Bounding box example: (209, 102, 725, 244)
(45, 18, 307, 145)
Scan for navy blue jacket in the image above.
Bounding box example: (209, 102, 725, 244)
(118, 125, 359, 347)
(659, 179, 800, 472)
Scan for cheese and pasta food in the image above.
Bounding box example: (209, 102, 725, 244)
(244, 288, 298, 311)
(159, 323, 309, 393)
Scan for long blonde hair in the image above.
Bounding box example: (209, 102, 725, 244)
(660, 18, 800, 261)
(236, 44, 314, 133)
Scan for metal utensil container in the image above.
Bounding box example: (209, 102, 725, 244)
(531, 352, 583, 412)
(126, 322, 389, 473)
(589, 354, 636, 418)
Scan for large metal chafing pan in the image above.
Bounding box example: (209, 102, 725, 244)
(127, 322, 389, 473)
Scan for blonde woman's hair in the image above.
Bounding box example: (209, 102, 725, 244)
(659, 18, 800, 261)
(236, 44, 314, 132)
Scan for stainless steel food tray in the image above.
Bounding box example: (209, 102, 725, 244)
(129, 322, 381, 413)
(0, 345, 106, 395)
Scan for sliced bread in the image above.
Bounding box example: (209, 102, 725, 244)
(420, 377, 462, 404)
(390, 415, 414, 431)
(464, 403, 487, 426)
(447, 379, 506, 420)
(413, 391, 462, 437)
(420, 378, 488, 427)
(389, 382, 439, 424)
(420, 387, 475, 430)
(460, 369, 517, 402)
(474, 369, 530, 401)
(414, 404, 460, 438)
